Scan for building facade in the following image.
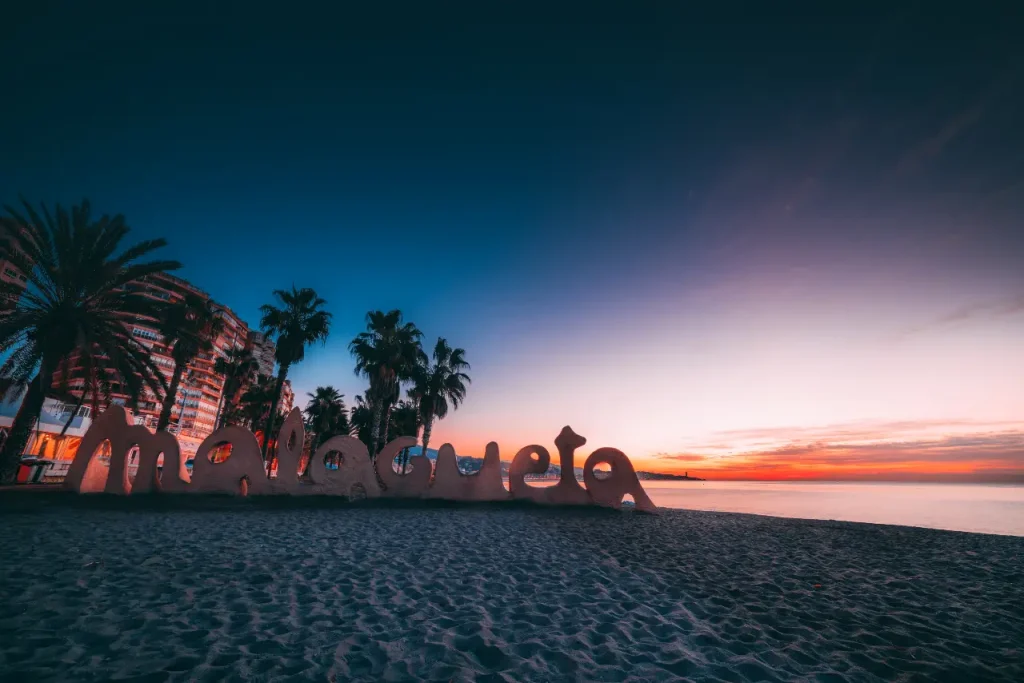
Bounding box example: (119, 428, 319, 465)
(245, 329, 291, 414)
(107, 272, 248, 459)
(280, 379, 294, 414)
(1, 272, 279, 465)
(0, 397, 95, 482)
(247, 331, 277, 378)
(0, 220, 29, 309)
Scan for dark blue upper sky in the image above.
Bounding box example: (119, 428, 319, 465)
(3, 2, 1023, 469)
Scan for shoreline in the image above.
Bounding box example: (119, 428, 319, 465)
(1, 486, 1020, 538)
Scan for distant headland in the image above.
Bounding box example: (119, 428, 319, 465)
(636, 471, 705, 481)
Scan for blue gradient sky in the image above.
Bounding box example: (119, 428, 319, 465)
(3, 2, 1022, 478)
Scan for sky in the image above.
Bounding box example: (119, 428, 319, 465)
(2, 2, 1022, 481)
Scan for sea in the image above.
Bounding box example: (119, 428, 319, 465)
(638, 481, 1024, 536)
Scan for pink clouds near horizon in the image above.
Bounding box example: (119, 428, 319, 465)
(645, 419, 1024, 482)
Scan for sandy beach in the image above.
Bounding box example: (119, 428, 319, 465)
(1, 494, 1022, 682)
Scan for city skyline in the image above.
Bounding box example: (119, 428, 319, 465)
(2, 3, 1022, 480)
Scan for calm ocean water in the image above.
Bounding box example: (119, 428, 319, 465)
(639, 481, 1024, 536)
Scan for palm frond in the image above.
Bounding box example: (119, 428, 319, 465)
(0, 198, 181, 468)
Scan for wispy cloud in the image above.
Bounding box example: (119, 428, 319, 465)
(649, 420, 1024, 481)
(894, 68, 1018, 177)
(894, 101, 990, 177)
(903, 295, 1024, 336)
(652, 452, 712, 462)
(677, 418, 1022, 447)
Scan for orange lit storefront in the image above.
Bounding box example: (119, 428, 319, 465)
(0, 398, 94, 482)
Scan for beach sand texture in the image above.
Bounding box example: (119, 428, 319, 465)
(1, 497, 1022, 682)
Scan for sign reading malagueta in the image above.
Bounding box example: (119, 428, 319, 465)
(63, 406, 657, 513)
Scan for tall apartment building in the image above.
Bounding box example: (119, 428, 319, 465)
(45, 273, 273, 461)
(0, 220, 29, 309)
(243, 331, 293, 415)
(248, 331, 277, 378)
(0, 257, 27, 291)
(280, 380, 294, 414)
(67, 273, 241, 458)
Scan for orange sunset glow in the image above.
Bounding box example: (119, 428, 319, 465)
(342, 287, 1024, 482)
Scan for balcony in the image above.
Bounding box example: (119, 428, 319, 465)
(0, 397, 93, 439)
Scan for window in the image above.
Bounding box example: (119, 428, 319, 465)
(131, 327, 160, 341)
(3, 268, 18, 278)
(18, 275, 26, 282)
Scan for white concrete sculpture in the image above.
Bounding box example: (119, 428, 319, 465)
(545, 426, 594, 506)
(63, 408, 657, 512)
(583, 447, 657, 513)
(270, 408, 305, 494)
(509, 444, 551, 503)
(65, 406, 187, 495)
(131, 429, 188, 494)
(508, 426, 628, 506)
(306, 435, 382, 498)
(191, 426, 267, 495)
(375, 436, 429, 498)
(428, 442, 509, 501)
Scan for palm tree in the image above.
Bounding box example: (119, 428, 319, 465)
(388, 398, 422, 474)
(349, 309, 425, 457)
(387, 399, 420, 441)
(155, 293, 224, 430)
(50, 361, 116, 438)
(213, 346, 258, 428)
(49, 352, 117, 434)
(55, 391, 85, 438)
(258, 287, 331, 460)
(350, 394, 373, 449)
(0, 199, 179, 481)
(239, 373, 278, 431)
(411, 338, 470, 471)
(304, 385, 349, 455)
(50, 331, 166, 430)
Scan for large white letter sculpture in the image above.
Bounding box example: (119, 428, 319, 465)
(64, 407, 657, 512)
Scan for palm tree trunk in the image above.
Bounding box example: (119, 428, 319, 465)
(304, 431, 322, 477)
(0, 370, 49, 483)
(216, 375, 242, 430)
(378, 402, 394, 455)
(368, 399, 385, 458)
(415, 417, 434, 475)
(213, 379, 228, 430)
(157, 362, 186, 431)
(261, 363, 289, 462)
(59, 392, 86, 437)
